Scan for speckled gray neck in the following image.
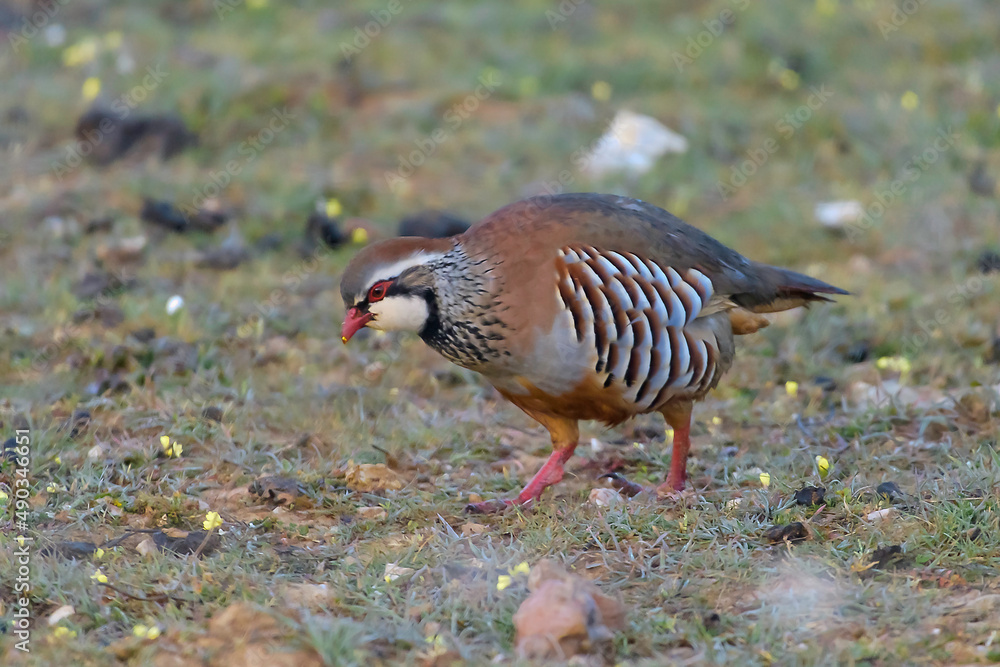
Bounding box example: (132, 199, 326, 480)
(419, 247, 510, 369)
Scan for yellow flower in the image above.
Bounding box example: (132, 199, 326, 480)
(160, 436, 183, 458)
(711, 416, 722, 426)
(91, 569, 108, 584)
(133, 624, 161, 639)
(785, 381, 799, 397)
(779, 69, 800, 91)
(876, 356, 912, 377)
(82, 77, 101, 101)
(759, 472, 771, 488)
(51, 626, 77, 640)
(54, 456, 62, 465)
(816, 455, 830, 478)
(0, 490, 8, 502)
(325, 198, 343, 218)
(103, 31, 123, 49)
(351, 227, 369, 244)
(664, 427, 674, 442)
(496, 575, 512, 591)
(203, 511, 223, 531)
(94, 548, 105, 559)
(510, 561, 530, 576)
(46, 484, 62, 493)
(62, 38, 99, 67)
(591, 80, 612, 102)
(901, 91, 919, 111)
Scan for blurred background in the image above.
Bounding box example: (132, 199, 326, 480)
(1, 1, 1000, 664)
(2, 0, 998, 252)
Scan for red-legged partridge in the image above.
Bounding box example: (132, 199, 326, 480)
(340, 193, 846, 512)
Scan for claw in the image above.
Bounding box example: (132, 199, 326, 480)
(599, 472, 645, 497)
(464, 498, 517, 514)
(655, 484, 695, 502)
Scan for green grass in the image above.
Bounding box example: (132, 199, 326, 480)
(2, 0, 1000, 664)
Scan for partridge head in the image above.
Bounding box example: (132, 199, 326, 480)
(340, 193, 846, 512)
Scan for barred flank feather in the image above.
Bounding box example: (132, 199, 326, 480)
(556, 245, 720, 411)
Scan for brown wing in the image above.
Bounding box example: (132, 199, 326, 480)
(462, 193, 847, 312)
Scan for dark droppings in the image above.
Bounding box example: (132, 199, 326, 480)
(764, 522, 808, 544)
(875, 481, 903, 502)
(794, 486, 826, 506)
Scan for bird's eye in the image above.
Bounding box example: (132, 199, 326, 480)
(368, 281, 390, 302)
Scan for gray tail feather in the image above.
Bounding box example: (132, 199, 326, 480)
(733, 266, 849, 313)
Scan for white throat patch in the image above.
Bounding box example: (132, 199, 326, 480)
(368, 295, 430, 333)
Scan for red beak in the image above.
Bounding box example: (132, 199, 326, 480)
(341, 307, 373, 343)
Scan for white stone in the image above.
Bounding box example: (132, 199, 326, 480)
(47, 605, 75, 626)
(383, 563, 415, 582)
(166, 295, 184, 315)
(814, 201, 864, 229)
(583, 110, 688, 177)
(588, 487, 623, 508)
(865, 508, 898, 522)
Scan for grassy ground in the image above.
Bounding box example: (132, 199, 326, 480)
(1, 0, 999, 664)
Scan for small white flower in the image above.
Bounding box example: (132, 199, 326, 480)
(166, 295, 184, 315)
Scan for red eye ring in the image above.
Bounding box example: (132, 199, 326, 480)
(368, 280, 391, 302)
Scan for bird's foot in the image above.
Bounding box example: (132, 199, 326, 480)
(465, 491, 540, 514)
(655, 467, 688, 497)
(464, 497, 535, 514)
(599, 472, 646, 497)
(465, 446, 573, 514)
(600, 472, 693, 502)
(464, 498, 514, 514)
(654, 485, 686, 501)
(655, 482, 697, 504)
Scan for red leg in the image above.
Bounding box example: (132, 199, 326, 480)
(513, 445, 576, 503)
(656, 401, 694, 495)
(466, 415, 578, 514)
